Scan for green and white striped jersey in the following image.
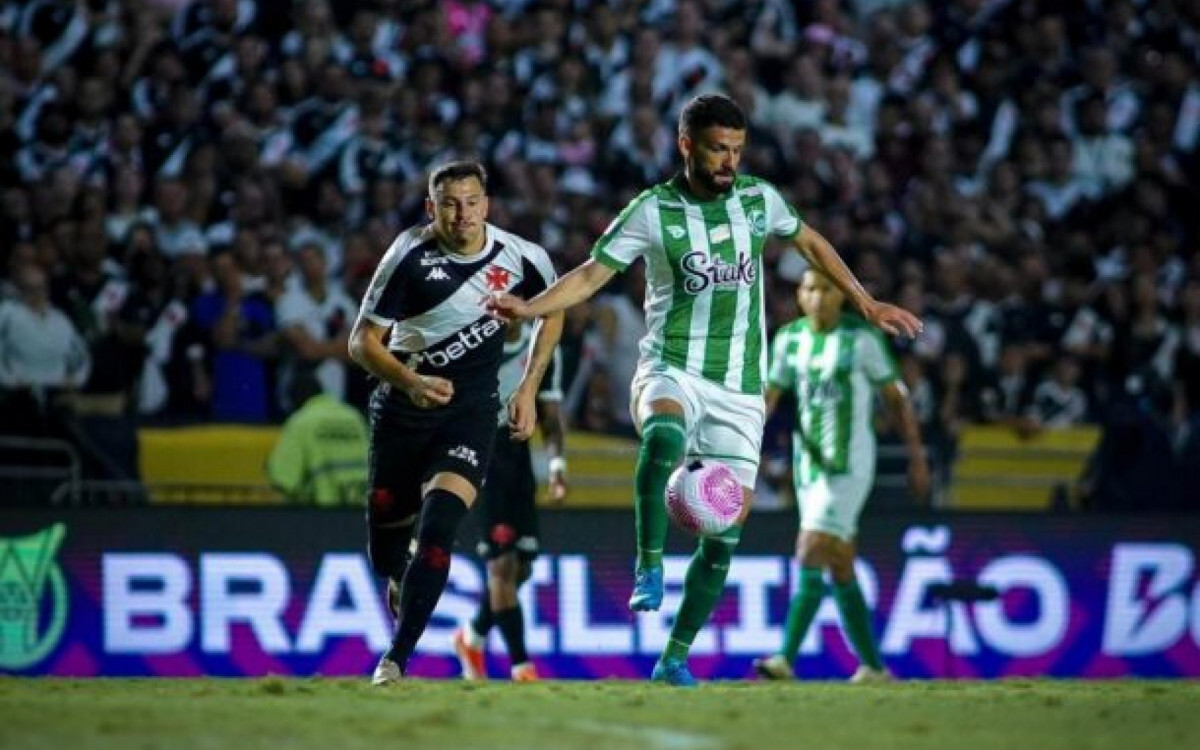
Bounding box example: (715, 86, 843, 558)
(591, 174, 802, 394)
(768, 315, 899, 483)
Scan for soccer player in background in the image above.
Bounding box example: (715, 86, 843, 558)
(453, 322, 568, 682)
(487, 94, 922, 686)
(754, 269, 930, 682)
(349, 161, 562, 685)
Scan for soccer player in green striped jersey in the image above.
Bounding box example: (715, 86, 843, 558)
(753, 269, 930, 683)
(488, 94, 922, 686)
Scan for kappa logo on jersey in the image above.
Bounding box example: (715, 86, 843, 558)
(680, 250, 757, 295)
(484, 265, 511, 291)
(420, 254, 450, 266)
(448, 444, 479, 466)
(411, 318, 504, 368)
(666, 225, 687, 240)
(426, 267, 451, 282)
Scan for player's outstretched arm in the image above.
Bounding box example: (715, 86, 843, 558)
(509, 311, 564, 440)
(348, 317, 453, 408)
(487, 259, 616, 323)
(792, 225, 923, 338)
(880, 381, 931, 502)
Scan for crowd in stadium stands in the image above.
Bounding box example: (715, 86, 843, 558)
(0, 0, 1197, 506)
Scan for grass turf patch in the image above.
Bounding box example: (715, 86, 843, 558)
(1, 677, 1197, 750)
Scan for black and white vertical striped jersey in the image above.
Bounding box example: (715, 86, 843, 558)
(357, 223, 557, 401)
(496, 322, 564, 426)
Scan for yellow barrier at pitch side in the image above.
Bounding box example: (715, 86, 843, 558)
(138, 425, 640, 507)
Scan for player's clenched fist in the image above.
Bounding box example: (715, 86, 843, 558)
(402, 375, 454, 408)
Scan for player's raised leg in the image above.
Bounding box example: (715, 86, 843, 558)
(629, 393, 688, 612)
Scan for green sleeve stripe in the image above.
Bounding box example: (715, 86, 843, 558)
(590, 189, 654, 265)
(591, 249, 627, 271)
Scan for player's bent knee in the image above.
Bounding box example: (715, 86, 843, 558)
(425, 472, 478, 506)
(487, 552, 520, 585)
(699, 526, 740, 566)
(414, 488, 469, 570)
(641, 416, 687, 466)
(797, 531, 836, 567)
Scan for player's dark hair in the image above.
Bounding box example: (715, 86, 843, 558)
(679, 94, 747, 138)
(428, 160, 488, 196)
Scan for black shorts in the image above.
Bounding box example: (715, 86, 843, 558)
(475, 425, 540, 561)
(366, 386, 498, 527)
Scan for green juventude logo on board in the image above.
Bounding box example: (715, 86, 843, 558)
(0, 524, 68, 670)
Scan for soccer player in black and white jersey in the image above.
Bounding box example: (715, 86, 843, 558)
(348, 161, 562, 685)
(453, 323, 568, 682)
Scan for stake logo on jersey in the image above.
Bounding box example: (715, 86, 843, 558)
(680, 250, 756, 295)
(357, 223, 557, 396)
(590, 174, 803, 394)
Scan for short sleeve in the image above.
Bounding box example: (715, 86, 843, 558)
(767, 325, 798, 390)
(861, 328, 900, 386)
(357, 230, 417, 326)
(762, 181, 803, 239)
(517, 239, 558, 298)
(591, 191, 654, 271)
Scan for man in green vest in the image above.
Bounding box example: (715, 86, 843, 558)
(267, 371, 369, 505)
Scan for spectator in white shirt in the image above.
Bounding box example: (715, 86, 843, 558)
(275, 242, 356, 412)
(0, 264, 91, 435)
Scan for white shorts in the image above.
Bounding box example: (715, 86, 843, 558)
(630, 363, 765, 487)
(797, 472, 873, 541)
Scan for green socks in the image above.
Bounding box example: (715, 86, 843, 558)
(634, 414, 686, 570)
(780, 566, 826, 664)
(833, 578, 884, 670)
(663, 526, 741, 662)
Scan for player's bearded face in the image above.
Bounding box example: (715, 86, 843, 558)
(685, 126, 746, 196)
(429, 177, 489, 253)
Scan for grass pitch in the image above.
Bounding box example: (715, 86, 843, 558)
(2, 677, 1197, 750)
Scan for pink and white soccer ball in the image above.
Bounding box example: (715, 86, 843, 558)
(665, 461, 744, 537)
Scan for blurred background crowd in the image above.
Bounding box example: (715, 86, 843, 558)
(0, 0, 1198, 508)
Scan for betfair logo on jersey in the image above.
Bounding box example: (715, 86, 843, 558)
(680, 250, 756, 295)
(413, 318, 503, 368)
